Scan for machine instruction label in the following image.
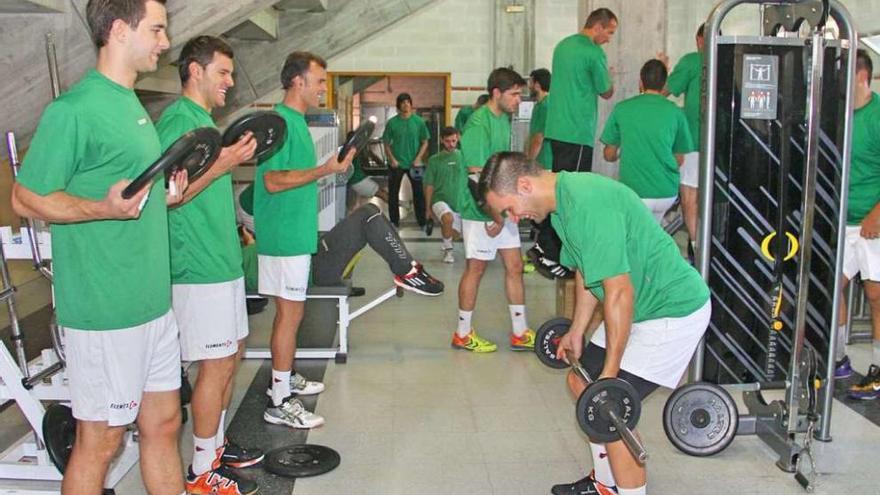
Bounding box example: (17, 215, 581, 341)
(741, 54, 779, 120)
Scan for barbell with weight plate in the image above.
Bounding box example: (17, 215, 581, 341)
(534, 318, 647, 463)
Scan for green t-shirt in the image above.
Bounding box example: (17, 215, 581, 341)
(348, 154, 367, 185)
(157, 97, 243, 284)
(424, 149, 462, 209)
(458, 105, 512, 221)
(600, 93, 693, 198)
(552, 172, 709, 321)
(666, 51, 703, 153)
(254, 104, 318, 256)
(529, 95, 554, 170)
(242, 243, 258, 293)
(545, 33, 612, 146)
(240, 183, 254, 215)
(455, 106, 475, 132)
(17, 70, 170, 330)
(849, 92, 880, 225)
(382, 113, 429, 169)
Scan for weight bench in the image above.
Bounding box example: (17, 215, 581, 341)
(243, 280, 402, 363)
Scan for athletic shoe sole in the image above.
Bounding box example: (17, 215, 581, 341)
(263, 412, 325, 429)
(265, 384, 325, 397)
(451, 343, 497, 353)
(393, 278, 442, 297)
(834, 371, 854, 380)
(222, 455, 265, 469)
(510, 344, 535, 351)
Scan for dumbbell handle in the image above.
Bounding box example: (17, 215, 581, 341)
(565, 350, 649, 463)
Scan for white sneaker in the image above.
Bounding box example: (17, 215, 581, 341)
(263, 397, 324, 429)
(265, 372, 325, 397)
(442, 249, 455, 264)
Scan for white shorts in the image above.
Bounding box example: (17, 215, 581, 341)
(843, 226, 880, 281)
(431, 201, 462, 233)
(173, 278, 249, 362)
(63, 310, 181, 426)
(590, 300, 711, 388)
(461, 218, 521, 261)
(350, 177, 379, 198)
(258, 254, 311, 301)
(642, 197, 678, 224)
(680, 152, 700, 188)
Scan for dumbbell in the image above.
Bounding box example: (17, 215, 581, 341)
(535, 318, 648, 463)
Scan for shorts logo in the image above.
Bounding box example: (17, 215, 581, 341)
(110, 400, 138, 410)
(205, 340, 234, 350)
(285, 286, 306, 293)
(477, 249, 492, 254)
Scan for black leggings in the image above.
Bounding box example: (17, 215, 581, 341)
(387, 167, 426, 227)
(312, 204, 414, 286)
(578, 343, 661, 401)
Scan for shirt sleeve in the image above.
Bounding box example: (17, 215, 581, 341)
(419, 117, 430, 141)
(576, 209, 631, 286)
(666, 56, 693, 97)
(460, 117, 491, 169)
(382, 118, 393, 145)
(590, 50, 613, 95)
(530, 100, 547, 135)
(17, 100, 84, 196)
(423, 155, 437, 186)
(156, 114, 199, 152)
(672, 109, 694, 154)
(599, 108, 621, 146)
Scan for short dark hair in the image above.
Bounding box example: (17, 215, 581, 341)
(440, 126, 459, 139)
(487, 67, 526, 97)
(396, 93, 413, 110)
(478, 151, 543, 202)
(281, 51, 327, 90)
(584, 8, 617, 29)
(476, 93, 490, 106)
(697, 23, 705, 38)
(86, 0, 166, 48)
(857, 49, 874, 81)
(640, 59, 667, 91)
(178, 36, 234, 84)
(530, 68, 551, 92)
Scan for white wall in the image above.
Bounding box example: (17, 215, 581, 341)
(534, 0, 581, 71)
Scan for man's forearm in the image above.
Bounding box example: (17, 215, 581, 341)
(423, 185, 434, 211)
(570, 270, 599, 337)
(263, 166, 329, 194)
(528, 133, 544, 160)
(600, 277, 635, 377)
(415, 140, 428, 164)
(384, 144, 397, 164)
(12, 184, 107, 224)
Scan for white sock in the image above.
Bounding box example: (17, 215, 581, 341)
(509, 305, 528, 336)
(442, 237, 453, 250)
(457, 310, 473, 338)
(192, 435, 217, 476)
(215, 410, 227, 450)
(271, 369, 291, 406)
(873, 339, 880, 365)
(617, 486, 647, 495)
(835, 324, 847, 361)
(590, 442, 616, 487)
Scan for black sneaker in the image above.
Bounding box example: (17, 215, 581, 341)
(349, 286, 366, 297)
(551, 471, 618, 495)
(393, 262, 444, 296)
(425, 218, 435, 236)
(535, 256, 574, 280)
(186, 464, 259, 495)
(219, 440, 265, 469)
(526, 244, 544, 265)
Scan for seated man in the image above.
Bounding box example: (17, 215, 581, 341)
(424, 126, 464, 263)
(600, 59, 693, 224)
(238, 184, 443, 295)
(346, 130, 389, 207)
(480, 152, 710, 495)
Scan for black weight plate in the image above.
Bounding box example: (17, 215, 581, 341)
(663, 382, 738, 457)
(122, 127, 221, 199)
(222, 111, 287, 161)
(42, 403, 76, 474)
(534, 317, 572, 369)
(338, 120, 375, 162)
(576, 377, 642, 443)
(264, 444, 340, 478)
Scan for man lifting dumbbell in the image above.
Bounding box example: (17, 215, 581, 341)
(479, 152, 711, 495)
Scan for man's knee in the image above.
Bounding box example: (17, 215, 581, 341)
(75, 422, 126, 463)
(464, 259, 488, 276)
(864, 281, 880, 306)
(137, 397, 182, 441)
(355, 203, 381, 219)
(197, 354, 237, 380)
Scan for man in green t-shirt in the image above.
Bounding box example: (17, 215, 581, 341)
(664, 23, 707, 259)
(835, 50, 880, 400)
(11, 2, 186, 494)
(424, 126, 464, 263)
(545, 8, 617, 173)
(254, 52, 353, 431)
(454, 93, 490, 133)
(480, 152, 710, 495)
(383, 93, 430, 227)
(156, 36, 263, 494)
(453, 67, 535, 353)
(528, 68, 553, 169)
(601, 59, 693, 223)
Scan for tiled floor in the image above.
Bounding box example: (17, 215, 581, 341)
(3, 228, 880, 494)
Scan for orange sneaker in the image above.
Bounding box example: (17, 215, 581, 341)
(510, 329, 536, 351)
(185, 464, 259, 495)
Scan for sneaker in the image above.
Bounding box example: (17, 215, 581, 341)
(848, 364, 880, 400)
(535, 256, 574, 280)
(393, 261, 444, 296)
(265, 372, 325, 397)
(834, 355, 854, 380)
(219, 440, 264, 469)
(451, 330, 497, 353)
(263, 396, 325, 429)
(425, 218, 434, 236)
(442, 249, 455, 264)
(551, 471, 618, 495)
(185, 464, 259, 495)
(510, 329, 536, 351)
(526, 244, 544, 265)
(523, 259, 536, 274)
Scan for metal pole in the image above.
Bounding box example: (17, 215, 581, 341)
(45, 33, 60, 99)
(818, 0, 857, 442)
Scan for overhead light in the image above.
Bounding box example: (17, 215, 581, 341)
(505, 5, 526, 13)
